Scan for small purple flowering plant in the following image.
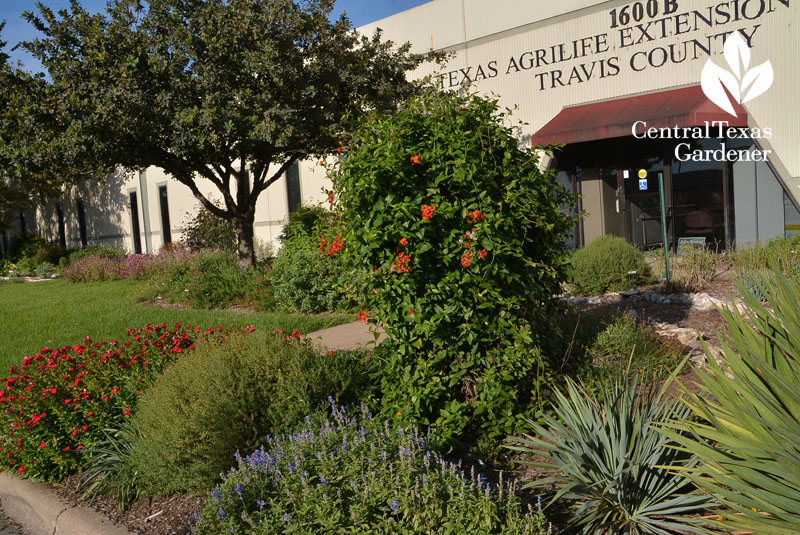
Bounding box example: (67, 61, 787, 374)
(195, 400, 549, 534)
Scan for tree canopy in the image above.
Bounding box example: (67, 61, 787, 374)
(21, 0, 436, 266)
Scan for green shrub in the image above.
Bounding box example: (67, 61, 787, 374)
(181, 202, 237, 253)
(162, 249, 245, 308)
(728, 234, 800, 277)
(35, 262, 56, 278)
(8, 235, 47, 261)
(570, 235, 652, 295)
(663, 270, 800, 534)
(509, 374, 710, 534)
(138, 248, 272, 310)
(331, 90, 575, 451)
(277, 204, 329, 243)
(269, 214, 357, 313)
(127, 330, 371, 494)
(68, 245, 126, 263)
(196, 402, 549, 535)
(14, 256, 36, 276)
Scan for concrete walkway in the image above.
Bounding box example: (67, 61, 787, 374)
(307, 321, 387, 352)
(0, 473, 130, 535)
(0, 507, 27, 535)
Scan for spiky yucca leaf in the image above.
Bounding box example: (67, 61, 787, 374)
(508, 374, 709, 535)
(662, 269, 800, 534)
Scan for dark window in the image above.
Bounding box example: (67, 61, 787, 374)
(286, 162, 301, 214)
(159, 185, 172, 244)
(57, 203, 67, 249)
(129, 192, 142, 254)
(19, 211, 27, 238)
(76, 200, 87, 247)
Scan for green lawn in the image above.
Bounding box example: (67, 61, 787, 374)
(0, 279, 351, 372)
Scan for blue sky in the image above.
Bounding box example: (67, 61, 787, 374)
(1, 0, 429, 72)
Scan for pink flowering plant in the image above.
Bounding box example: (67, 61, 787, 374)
(0, 322, 246, 480)
(330, 91, 575, 450)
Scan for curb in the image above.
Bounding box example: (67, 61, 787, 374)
(0, 473, 131, 535)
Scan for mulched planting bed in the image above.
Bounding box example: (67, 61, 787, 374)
(55, 473, 203, 535)
(44, 277, 738, 535)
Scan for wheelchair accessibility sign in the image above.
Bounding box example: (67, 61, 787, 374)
(639, 178, 648, 190)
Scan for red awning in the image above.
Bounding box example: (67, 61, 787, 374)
(530, 85, 748, 146)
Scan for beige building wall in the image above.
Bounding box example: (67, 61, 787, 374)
(25, 0, 799, 253)
(362, 0, 799, 201)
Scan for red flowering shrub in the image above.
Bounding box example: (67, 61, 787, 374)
(331, 90, 575, 451)
(0, 323, 247, 480)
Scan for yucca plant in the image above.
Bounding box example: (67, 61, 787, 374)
(662, 269, 800, 534)
(507, 374, 710, 534)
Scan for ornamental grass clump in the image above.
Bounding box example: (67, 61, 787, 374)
(330, 90, 575, 450)
(195, 401, 549, 535)
(0, 322, 236, 480)
(508, 374, 710, 535)
(662, 270, 800, 534)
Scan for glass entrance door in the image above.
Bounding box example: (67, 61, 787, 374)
(623, 158, 665, 250)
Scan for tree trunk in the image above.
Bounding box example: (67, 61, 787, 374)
(232, 163, 256, 270)
(231, 214, 256, 270)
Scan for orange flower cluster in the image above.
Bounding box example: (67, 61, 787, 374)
(357, 311, 368, 323)
(478, 249, 488, 259)
(399, 237, 408, 247)
(336, 141, 343, 154)
(391, 252, 411, 273)
(328, 192, 334, 205)
(421, 204, 436, 220)
(465, 210, 485, 223)
(318, 234, 344, 256)
(461, 250, 472, 267)
(410, 154, 421, 165)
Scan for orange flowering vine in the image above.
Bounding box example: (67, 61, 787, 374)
(391, 252, 411, 273)
(319, 234, 344, 256)
(410, 154, 421, 165)
(465, 210, 485, 224)
(421, 204, 436, 220)
(461, 250, 472, 267)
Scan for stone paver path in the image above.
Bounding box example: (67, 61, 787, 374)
(307, 322, 386, 352)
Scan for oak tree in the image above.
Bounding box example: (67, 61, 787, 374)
(23, 0, 435, 267)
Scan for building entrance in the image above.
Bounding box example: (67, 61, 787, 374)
(554, 136, 780, 252)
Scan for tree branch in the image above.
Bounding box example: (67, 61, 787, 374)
(252, 156, 298, 197)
